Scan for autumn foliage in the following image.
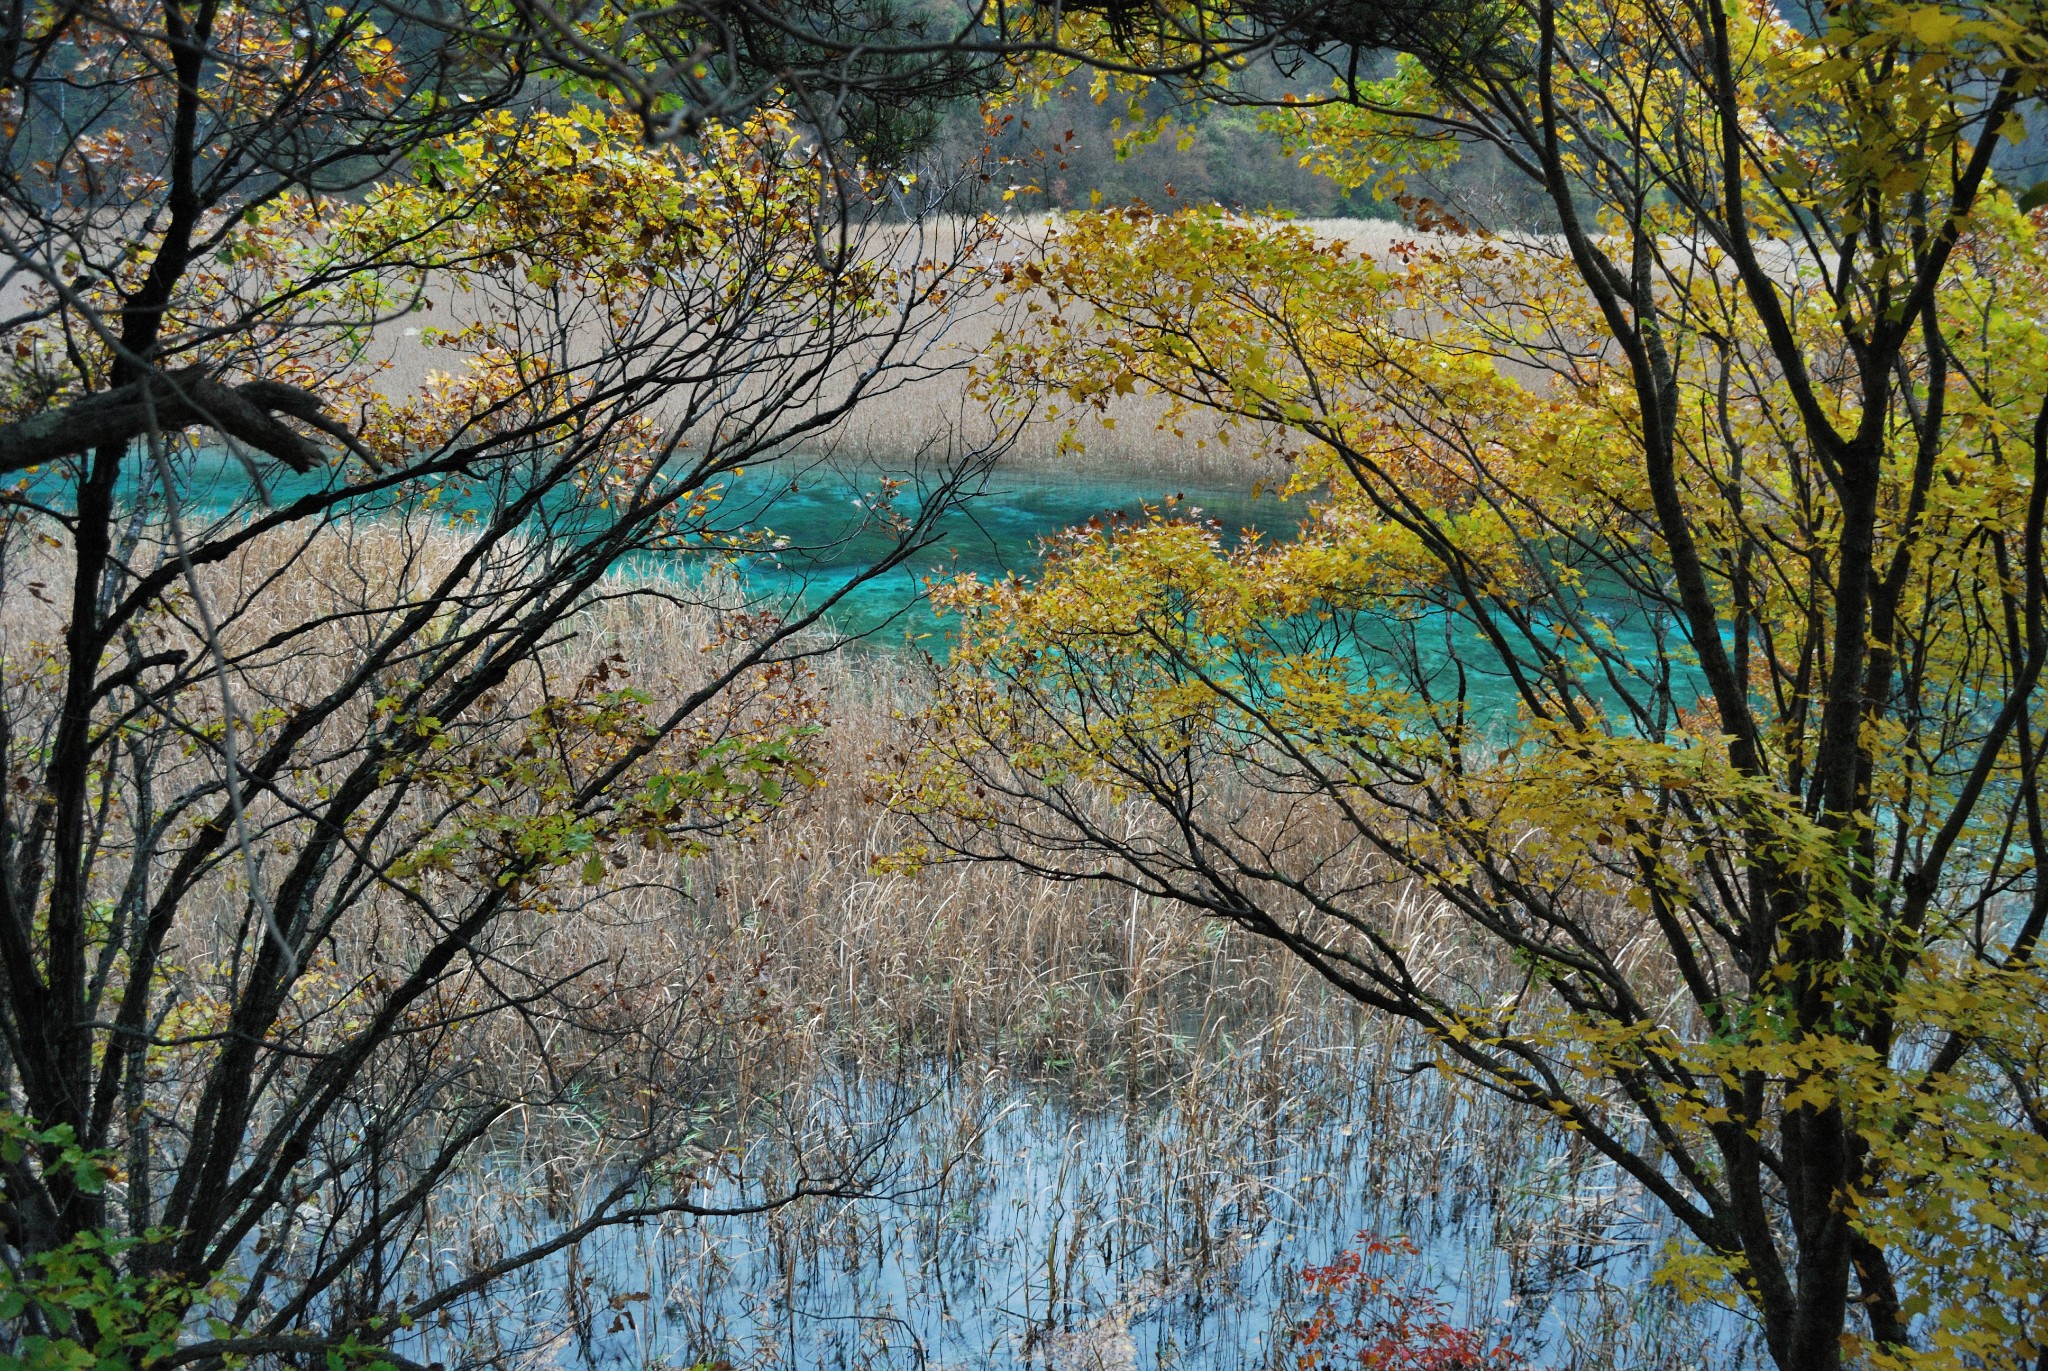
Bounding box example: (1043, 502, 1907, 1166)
(891, 0, 2048, 1365)
(1287, 1235, 1525, 1371)
(0, 0, 1008, 1362)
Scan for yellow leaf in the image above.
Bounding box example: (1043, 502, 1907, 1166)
(1903, 7, 1960, 43)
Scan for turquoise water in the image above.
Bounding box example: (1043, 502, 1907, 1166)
(26, 448, 1689, 717)
(692, 459, 1292, 647)
(24, 447, 1295, 648)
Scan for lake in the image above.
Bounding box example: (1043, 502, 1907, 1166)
(669, 456, 1294, 649)
(24, 447, 1294, 650)
(373, 1060, 1752, 1371)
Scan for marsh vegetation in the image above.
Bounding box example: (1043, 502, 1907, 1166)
(5, 0, 2048, 1367)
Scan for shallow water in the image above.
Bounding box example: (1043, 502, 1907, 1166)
(27, 447, 1293, 648)
(32, 447, 1694, 718)
(679, 457, 1292, 647)
(388, 1063, 1750, 1371)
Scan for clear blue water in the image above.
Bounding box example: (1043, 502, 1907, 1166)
(19, 448, 1294, 650)
(23, 445, 1700, 725)
(669, 457, 1294, 649)
(369, 1066, 1750, 1371)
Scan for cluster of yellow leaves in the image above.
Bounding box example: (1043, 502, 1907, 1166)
(1265, 55, 1466, 205)
(352, 106, 859, 298)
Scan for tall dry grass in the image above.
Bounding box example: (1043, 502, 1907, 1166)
(349, 215, 1433, 488)
(817, 215, 1497, 483)
(437, 612, 1735, 1366)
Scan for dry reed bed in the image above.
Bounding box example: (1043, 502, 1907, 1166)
(819, 214, 1555, 481)
(11, 511, 1676, 1159)
(3, 513, 1733, 1367)
(351, 211, 1341, 485)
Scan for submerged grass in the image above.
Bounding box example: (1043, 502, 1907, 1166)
(507, 609, 1756, 1369)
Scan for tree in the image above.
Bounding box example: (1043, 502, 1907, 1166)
(0, 0, 1013, 1362)
(500, 0, 1466, 150)
(889, 0, 2048, 1366)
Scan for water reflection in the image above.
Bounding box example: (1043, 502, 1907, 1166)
(404, 1061, 1751, 1370)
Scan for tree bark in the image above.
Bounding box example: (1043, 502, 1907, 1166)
(0, 366, 340, 476)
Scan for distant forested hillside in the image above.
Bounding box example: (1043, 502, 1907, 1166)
(926, 64, 2048, 231)
(927, 69, 1557, 227)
